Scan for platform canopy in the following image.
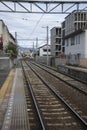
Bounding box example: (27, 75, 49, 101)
(0, 0, 87, 13)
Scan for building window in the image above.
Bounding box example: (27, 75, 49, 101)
(59, 28, 61, 35)
(43, 49, 47, 52)
(55, 45, 58, 50)
(43, 49, 50, 52)
(55, 38, 58, 43)
(58, 45, 61, 51)
(55, 52, 58, 56)
(77, 35, 80, 44)
(55, 38, 61, 44)
(56, 28, 61, 36)
(59, 39, 61, 44)
(56, 28, 58, 35)
(55, 52, 61, 57)
(62, 47, 65, 53)
(71, 36, 75, 46)
(55, 45, 61, 51)
(76, 35, 80, 44)
(43, 54, 47, 56)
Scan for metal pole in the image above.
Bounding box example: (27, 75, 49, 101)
(33, 41, 34, 52)
(36, 37, 38, 58)
(15, 32, 17, 43)
(36, 37, 38, 49)
(47, 26, 49, 66)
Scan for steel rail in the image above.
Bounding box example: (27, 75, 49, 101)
(21, 62, 46, 130)
(38, 62, 87, 85)
(28, 61, 87, 95)
(26, 61, 87, 129)
(44, 62, 87, 86)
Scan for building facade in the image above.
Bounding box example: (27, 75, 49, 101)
(64, 10, 87, 58)
(0, 20, 16, 52)
(61, 21, 65, 54)
(38, 44, 51, 56)
(50, 27, 62, 57)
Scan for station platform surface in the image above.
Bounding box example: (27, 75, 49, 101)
(57, 65, 87, 83)
(1, 68, 30, 130)
(65, 65, 87, 73)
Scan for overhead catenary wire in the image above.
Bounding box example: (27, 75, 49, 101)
(29, 2, 52, 38)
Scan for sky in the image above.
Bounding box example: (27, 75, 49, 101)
(0, 12, 65, 48)
(0, 1, 87, 48)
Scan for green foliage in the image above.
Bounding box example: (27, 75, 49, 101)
(5, 42, 18, 58)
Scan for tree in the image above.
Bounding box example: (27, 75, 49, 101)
(5, 42, 18, 59)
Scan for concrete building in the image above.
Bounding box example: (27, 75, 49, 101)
(65, 10, 87, 36)
(38, 44, 51, 56)
(61, 21, 65, 54)
(50, 27, 61, 57)
(64, 10, 87, 59)
(0, 20, 16, 52)
(35, 44, 51, 65)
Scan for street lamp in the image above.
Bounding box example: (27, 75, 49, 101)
(42, 26, 49, 66)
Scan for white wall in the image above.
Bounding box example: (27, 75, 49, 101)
(85, 30, 87, 58)
(0, 20, 16, 51)
(39, 45, 51, 56)
(0, 21, 3, 34)
(65, 31, 86, 58)
(3, 26, 9, 50)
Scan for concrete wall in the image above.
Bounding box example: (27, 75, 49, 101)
(65, 31, 86, 58)
(35, 56, 51, 65)
(35, 55, 87, 68)
(0, 21, 3, 34)
(57, 65, 87, 83)
(35, 56, 66, 67)
(85, 30, 87, 58)
(65, 12, 75, 36)
(80, 58, 87, 68)
(0, 57, 10, 70)
(3, 26, 9, 50)
(0, 20, 16, 51)
(51, 57, 66, 67)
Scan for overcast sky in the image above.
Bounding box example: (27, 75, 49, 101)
(0, 13, 66, 48)
(0, 1, 86, 48)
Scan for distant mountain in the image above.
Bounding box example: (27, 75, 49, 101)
(18, 46, 36, 51)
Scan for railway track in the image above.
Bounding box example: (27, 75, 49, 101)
(28, 61, 87, 95)
(37, 62, 87, 85)
(22, 65, 43, 130)
(22, 60, 87, 130)
(25, 61, 87, 124)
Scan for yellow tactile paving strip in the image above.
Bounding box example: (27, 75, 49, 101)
(1, 68, 30, 130)
(0, 69, 15, 105)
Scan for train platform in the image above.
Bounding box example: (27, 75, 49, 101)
(57, 65, 87, 84)
(65, 65, 87, 73)
(0, 68, 30, 130)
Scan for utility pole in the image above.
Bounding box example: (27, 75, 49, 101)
(33, 41, 34, 52)
(42, 26, 49, 65)
(33, 41, 34, 58)
(15, 32, 17, 43)
(47, 26, 49, 66)
(36, 37, 38, 57)
(36, 37, 38, 49)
